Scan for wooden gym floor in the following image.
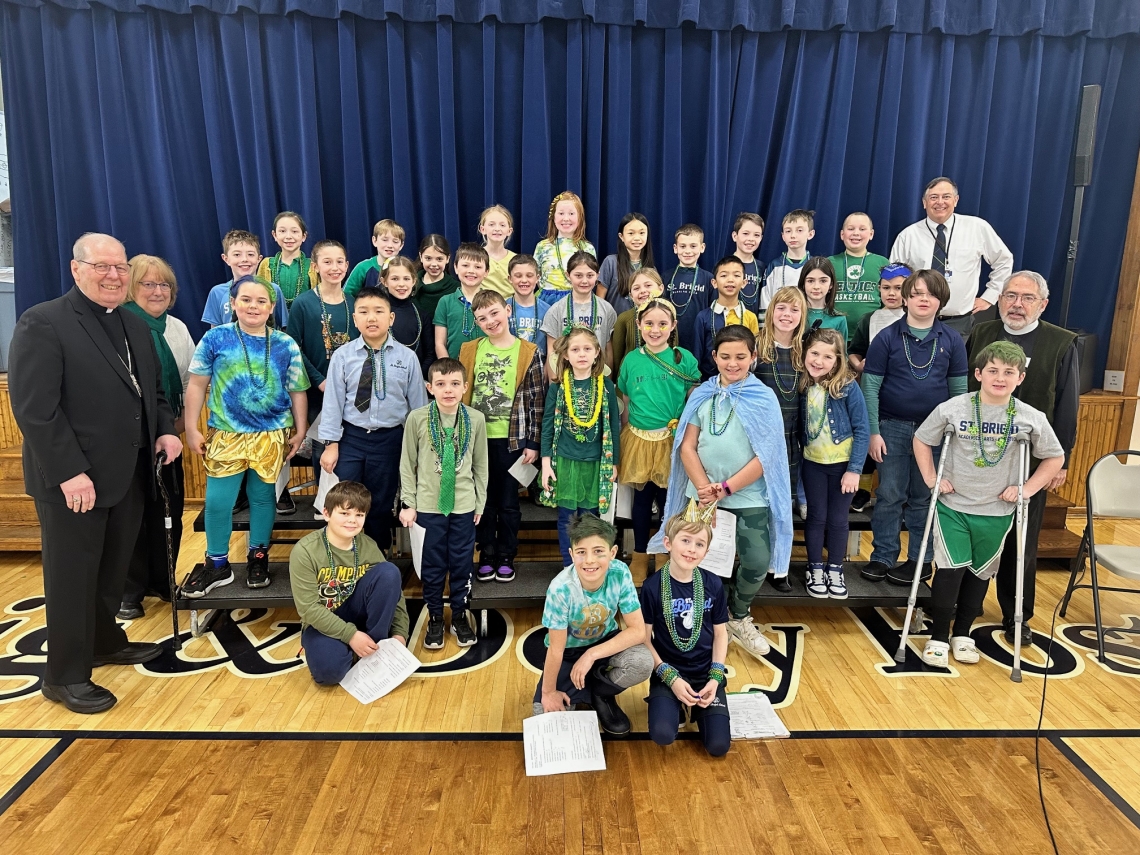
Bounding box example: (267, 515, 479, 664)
(2, 514, 1140, 852)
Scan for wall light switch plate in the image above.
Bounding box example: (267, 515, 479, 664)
(1104, 370, 1125, 392)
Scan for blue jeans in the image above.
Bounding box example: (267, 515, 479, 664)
(870, 419, 939, 566)
(557, 506, 598, 567)
(302, 562, 404, 685)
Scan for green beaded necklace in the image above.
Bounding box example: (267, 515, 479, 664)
(970, 393, 1018, 468)
(428, 401, 472, 473)
(660, 561, 704, 653)
(708, 388, 737, 436)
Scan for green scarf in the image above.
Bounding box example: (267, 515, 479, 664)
(124, 301, 183, 416)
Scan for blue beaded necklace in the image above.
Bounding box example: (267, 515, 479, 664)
(708, 387, 737, 436)
(902, 328, 938, 380)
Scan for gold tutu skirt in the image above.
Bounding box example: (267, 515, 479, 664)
(619, 425, 673, 489)
(203, 428, 287, 483)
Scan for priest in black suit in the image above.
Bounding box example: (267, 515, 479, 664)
(8, 232, 184, 713)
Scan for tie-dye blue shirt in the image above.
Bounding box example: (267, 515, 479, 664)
(541, 559, 641, 649)
(189, 324, 309, 433)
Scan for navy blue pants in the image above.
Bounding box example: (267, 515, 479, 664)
(334, 423, 403, 553)
(646, 678, 732, 757)
(801, 459, 854, 566)
(301, 562, 404, 685)
(477, 438, 522, 566)
(632, 483, 666, 553)
(419, 511, 476, 615)
(557, 505, 598, 567)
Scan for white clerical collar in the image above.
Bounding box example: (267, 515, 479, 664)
(1004, 319, 1039, 335)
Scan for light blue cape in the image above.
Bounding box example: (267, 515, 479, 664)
(648, 374, 793, 577)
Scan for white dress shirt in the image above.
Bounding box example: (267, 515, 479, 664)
(889, 214, 1014, 317)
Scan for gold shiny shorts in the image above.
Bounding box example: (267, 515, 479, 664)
(204, 428, 287, 483)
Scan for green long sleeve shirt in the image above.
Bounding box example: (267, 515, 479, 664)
(400, 404, 489, 515)
(289, 530, 410, 645)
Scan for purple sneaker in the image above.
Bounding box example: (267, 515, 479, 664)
(496, 564, 516, 583)
(476, 564, 496, 583)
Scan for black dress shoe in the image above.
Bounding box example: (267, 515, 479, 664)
(1003, 620, 1033, 644)
(92, 641, 162, 667)
(591, 693, 631, 735)
(769, 574, 793, 593)
(117, 601, 145, 620)
(886, 559, 933, 586)
(42, 681, 116, 714)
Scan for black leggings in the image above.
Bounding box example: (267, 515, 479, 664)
(632, 482, 667, 553)
(929, 565, 991, 643)
(647, 696, 731, 757)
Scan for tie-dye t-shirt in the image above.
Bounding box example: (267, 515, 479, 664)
(541, 559, 641, 649)
(189, 324, 310, 433)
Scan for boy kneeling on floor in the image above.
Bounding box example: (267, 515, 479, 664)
(290, 480, 410, 684)
(912, 342, 1064, 668)
(532, 514, 654, 735)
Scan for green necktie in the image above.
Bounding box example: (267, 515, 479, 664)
(439, 426, 456, 515)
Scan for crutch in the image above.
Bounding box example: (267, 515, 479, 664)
(895, 423, 954, 662)
(155, 451, 182, 651)
(1011, 434, 1031, 683)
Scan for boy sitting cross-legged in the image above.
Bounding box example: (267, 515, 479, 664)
(290, 480, 410, 685)
(912, 342, 1064, 667)
(532, 514, 654, 735)
(461, 290, 546, 583)
(399, 358, 488, 651)
(641, 509, 732, 756)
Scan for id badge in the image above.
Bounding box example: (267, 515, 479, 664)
(944, 268, 953, 278)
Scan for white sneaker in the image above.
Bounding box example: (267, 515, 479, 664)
(799, 503, 809, 521)
(950, 636, 979, 664)
(727, 615, 771, 659)
(922, 640, 950, 668)
(806, 565, 828, 598)
(826, 565, 848, 599)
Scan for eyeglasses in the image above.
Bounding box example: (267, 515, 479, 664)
(925, 193, 957, 202)
(76, 259, 131, 276)
(999, 292, 1041, 306)
(138, 281, 173, 292)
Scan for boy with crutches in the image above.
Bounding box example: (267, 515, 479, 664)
(903, 342, 1064, 668)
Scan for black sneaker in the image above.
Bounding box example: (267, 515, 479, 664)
(495, 562, 516, 583)
(246, 547, 271, 588)
(768, 573, 793, 593)
(451, 610, 477, 646)
(424, 613, 445, 650)
(276, 492, 296, 515)
(591, 693, 631, 735)
(181, 559, 234, 599)
(860, 561, 891, 583)
(886, 559, 933, 586)
(850, 489, 872, 512)
(117, 601, 144, 620)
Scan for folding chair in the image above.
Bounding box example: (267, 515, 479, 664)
(1059, 450, 1140, 663)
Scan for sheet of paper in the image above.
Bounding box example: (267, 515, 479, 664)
(339, 638, 421, 704)
(306, 412, 323, 442)
(727, 692, 790, 740)
(523, 710, 607, 776)
(508, 457, 539, 487)
(614, 483, 634, 520)
(313, 468, 339, 515)
(274, 461, 291, 502)
(700, 509, 738, 578)
(410, 523, 426, 578)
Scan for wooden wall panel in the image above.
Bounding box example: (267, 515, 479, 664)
(1059, 392, 1127, 507)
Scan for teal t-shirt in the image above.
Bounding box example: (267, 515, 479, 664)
(434, 289, 485, 358)
(189, 325, 310, 433)
(685, 395, 768, 509)
(807, 308, 850, 342)
(617, 346, 699, 430)
(541, 559, 641, 648)
(828, 252, 888, 333)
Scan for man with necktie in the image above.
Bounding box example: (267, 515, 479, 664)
(889, 177, 1014, 339)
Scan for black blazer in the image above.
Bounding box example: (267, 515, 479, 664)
(8, 287, 177, 506)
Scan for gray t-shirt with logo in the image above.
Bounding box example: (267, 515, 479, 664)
(916, 393, 1064, 517)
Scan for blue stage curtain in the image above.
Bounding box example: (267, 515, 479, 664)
(1, 7, 1139, 377)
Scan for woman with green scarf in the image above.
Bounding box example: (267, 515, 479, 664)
(118, 255, 196, 620)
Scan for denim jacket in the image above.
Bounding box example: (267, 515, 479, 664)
(800, 379, 870, 473)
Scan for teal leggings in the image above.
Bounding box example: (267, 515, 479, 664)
(204, 470, 276, 556)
